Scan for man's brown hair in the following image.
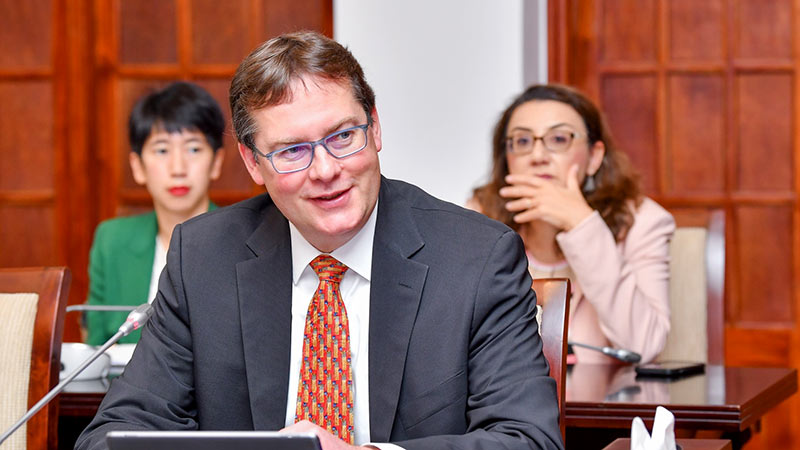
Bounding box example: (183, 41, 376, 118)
(230, 31, 376, 154)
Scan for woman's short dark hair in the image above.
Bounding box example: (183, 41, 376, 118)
(229, 31, 376, 154)
(128, 81, 225, 155)
(473, 83, 642, 242)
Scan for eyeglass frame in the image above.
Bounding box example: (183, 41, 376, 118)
(505, 128, 586, 155)
(253, 121, 372, 174)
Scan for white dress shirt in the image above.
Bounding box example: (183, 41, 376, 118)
(146, 236, 167, 304)
(284, 202, 402, 449)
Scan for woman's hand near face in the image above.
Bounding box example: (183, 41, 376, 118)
(500, 164, 595, 231)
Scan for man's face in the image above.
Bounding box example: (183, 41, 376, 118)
(239, 76, 382, 252)
(130, 129, 223, 218)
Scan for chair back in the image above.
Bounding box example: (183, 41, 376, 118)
(533, 278, 571, 441)
(659, 210, 725, 364)
(0, 267, 70, 450)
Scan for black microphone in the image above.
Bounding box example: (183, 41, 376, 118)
(568, 341, 642, 363)
(0, 303, 154, 446)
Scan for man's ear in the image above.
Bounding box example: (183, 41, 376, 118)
(129, 152, 147, 186)
(238, 142, 265, 185)
(370, 107, 382, 152)
(209, 148, 224, 181)
(587, 140, 606, 176)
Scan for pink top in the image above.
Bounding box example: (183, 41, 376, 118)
(532, 197, 675, 364)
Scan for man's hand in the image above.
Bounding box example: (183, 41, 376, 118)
(500, 164, 594, 231)
(280, 421, 378, 450)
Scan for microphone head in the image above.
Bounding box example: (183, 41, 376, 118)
(569, 341, 643, 364)
(117, 303, 155, 336)
(615, 348, 642, 363)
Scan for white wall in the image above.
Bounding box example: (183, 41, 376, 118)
(334, 0, 541, 205)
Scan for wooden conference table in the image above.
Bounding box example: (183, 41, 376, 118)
(603, 438, 733, 450)
(58, 364, 797, 449)
(564, 363, 797, 448)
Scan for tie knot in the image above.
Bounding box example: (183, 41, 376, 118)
(310, 255, 348, 283)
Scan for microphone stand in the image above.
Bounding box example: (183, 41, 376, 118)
(66, 304, 138, 313)
(569, 341, 642, 363)
(0, 303, 154, 446)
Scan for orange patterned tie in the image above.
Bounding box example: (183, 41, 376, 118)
(295, 255, 354, 443)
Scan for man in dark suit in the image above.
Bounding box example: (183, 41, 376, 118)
(76, 31, 562, 450)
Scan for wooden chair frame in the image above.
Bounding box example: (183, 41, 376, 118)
(0, 267, 71, 450)
(534, 277, 571, 441)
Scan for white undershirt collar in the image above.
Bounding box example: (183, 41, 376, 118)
(289, 200, 378, 284)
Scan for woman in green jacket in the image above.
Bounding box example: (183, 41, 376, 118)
(85, 81, 225, 344)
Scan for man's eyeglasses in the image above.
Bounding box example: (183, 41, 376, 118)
(255, 123, 370, 174)
(505, 129, 584, 154)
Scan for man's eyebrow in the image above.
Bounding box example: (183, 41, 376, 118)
(269, 116, 362, 148)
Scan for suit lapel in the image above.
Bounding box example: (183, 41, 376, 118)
(237, 204, 293, 430)
(233, 181, 428, 437)
(368, 179, 428, 441)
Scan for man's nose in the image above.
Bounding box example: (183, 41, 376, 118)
(307, 144, 341, 181)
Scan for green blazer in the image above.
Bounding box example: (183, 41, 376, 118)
(85, 203, 217, 345)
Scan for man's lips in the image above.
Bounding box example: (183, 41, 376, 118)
(309, 188, 349, 206)
(169, 187, 190, 196)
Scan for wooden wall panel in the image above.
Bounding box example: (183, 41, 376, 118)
(669, 207, 713, 228)
(552, 0, 800, 446)
(190, 0, 250, 65)
(192, 78, 253, 193)
(119, 0, 178, 64)
(727, 328, 792, 367)
(0, 1, 333, 341)
(667, 75, 725, 194)
(759, 400, 796, 449)
(600, 75, 659, 192)
(0, 81, 54, 190)
(667, 0, 723, 61)
(724, 324, 797, 450)
(735, 206, 793, 324)
(262, 0, 333, 37)
(0, 206, 56, 266)
(736, 74, 793, 192)
(101, 0, 335, 217)
(735, 0, 792, 59)
(0, 0, 63, 277)
(0, 0, 52, 68)
(600, 0, 657, 62)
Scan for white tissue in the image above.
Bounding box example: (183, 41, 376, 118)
(630, 406, 676, 450)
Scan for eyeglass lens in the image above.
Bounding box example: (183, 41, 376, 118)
(507, 129, 574, 154)
(270, 125, 368, 173)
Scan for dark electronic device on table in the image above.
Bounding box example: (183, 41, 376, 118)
(635, 360, 705, 378)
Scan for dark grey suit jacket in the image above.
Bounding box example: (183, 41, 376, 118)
(76, 177, 563, 450)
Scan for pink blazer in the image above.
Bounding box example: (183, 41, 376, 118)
(555, 197, 675, 363)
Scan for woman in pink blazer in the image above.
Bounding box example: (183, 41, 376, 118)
(470, 84, 674, 364)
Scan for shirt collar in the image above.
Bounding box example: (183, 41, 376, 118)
(289, 199, 378, 284)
